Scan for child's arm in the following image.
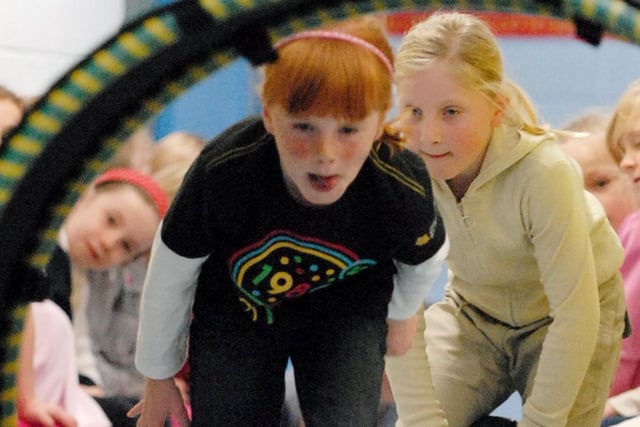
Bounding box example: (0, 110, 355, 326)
(385, 305, 449, 427)
(17, 305, 78, 427)
(386, 315, 419, 356)
(605, 387, 640, 419)
(521, 171, 608, 426)
(133, 232, 205, 426)
(135, 231, 205, 379)
(386, 239, 448, 355)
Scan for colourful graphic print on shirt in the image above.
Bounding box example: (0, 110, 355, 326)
(229, 230, 376, 323)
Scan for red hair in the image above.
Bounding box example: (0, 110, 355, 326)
(262, 17, 393, 121)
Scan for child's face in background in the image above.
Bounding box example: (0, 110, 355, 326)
(63, 184, 160, 270)
(396, 62, 501, 192)
(561, 133, 639, 230)
(263, 105, 384, 206)
(617, 109, 640, 197)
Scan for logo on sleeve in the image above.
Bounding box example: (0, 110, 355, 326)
(415, 234, 431, 246)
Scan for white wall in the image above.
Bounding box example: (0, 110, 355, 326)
(0, 1, 127, 98)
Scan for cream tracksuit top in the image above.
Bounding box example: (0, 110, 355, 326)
(431, 125, 625, 426)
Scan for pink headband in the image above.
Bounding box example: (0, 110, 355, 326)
(94, 167, 169, 217)
(274, 30, 393, 76)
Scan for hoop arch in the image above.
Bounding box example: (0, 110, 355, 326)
(1, 0, 638, 422)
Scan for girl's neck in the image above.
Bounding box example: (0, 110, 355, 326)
(57, 227, 69, 252)
(446, 163, 482, 201)
(446, 177, 470, 202)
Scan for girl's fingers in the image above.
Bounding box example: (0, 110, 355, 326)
(127, 400, 143, 418)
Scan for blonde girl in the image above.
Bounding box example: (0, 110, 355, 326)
(386, 11, 627, 427)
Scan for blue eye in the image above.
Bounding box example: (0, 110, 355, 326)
(444, 107, 460, 117)
(293, 122, 312, 132)
(340, 126, 357, 135)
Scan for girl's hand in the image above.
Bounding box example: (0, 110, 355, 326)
(174, 377, 190, 405)
(19, 398, 77, 427)
(602, 400, 619, 419)
(386, 315, 418, 356)
(128, 377, 190, 427)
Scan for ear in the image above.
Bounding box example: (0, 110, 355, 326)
(375, 112, 386, 140)
(491, 95, 507, 128)
(262, 102, 274, 134)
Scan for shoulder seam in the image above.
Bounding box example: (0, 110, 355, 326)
(369, 150, 426, 196)
(205, 137, 267, 170)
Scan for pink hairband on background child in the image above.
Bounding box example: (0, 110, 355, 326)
(94, 167, 169, 216)
(273, 30, 394, 76)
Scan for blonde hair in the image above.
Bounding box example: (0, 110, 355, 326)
(151, 159, 195, 201)
(107, 125, 155, 172)
(149, 131, 204, 202)
(607, 79, 640, 162)
(395, 11, 547, 136)
(151, 131, 204, 173)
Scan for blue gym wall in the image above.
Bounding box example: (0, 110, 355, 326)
(152, 32, 640, 142)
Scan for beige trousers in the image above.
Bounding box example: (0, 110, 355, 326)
(385, 304, 449, 427)
(387, 276, 625, 427)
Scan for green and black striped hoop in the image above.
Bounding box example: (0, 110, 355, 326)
(1, 0, 638, 423)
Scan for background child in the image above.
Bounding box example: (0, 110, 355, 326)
(129, 16, 447, 427)
(18, 301, 111, 427)
(559, 110, 640, 401)
(40, 167, 176, 426)
(386, 11, 626, 427)
(0, 84, 25, 140)
(608, 79, 640, 201)
(85, 132, 203, 399)
(48, 167, 169, 319)
(600, 78, 640, 426)
(19, 167, 171, 427)
(560, 111, 640, 231)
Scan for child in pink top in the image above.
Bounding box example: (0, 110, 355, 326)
(18, 300, 111, 427)
(560, 110, 640, 396)
(617, 211, 640, 394)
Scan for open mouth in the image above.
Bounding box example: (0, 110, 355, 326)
(87, 241, 99, 262)
(309, 173, 337, 192)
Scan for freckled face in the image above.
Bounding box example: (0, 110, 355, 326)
(63, 185, 160, 270)
(396, 62, 502, 195)
(263, 105, 385, 206)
